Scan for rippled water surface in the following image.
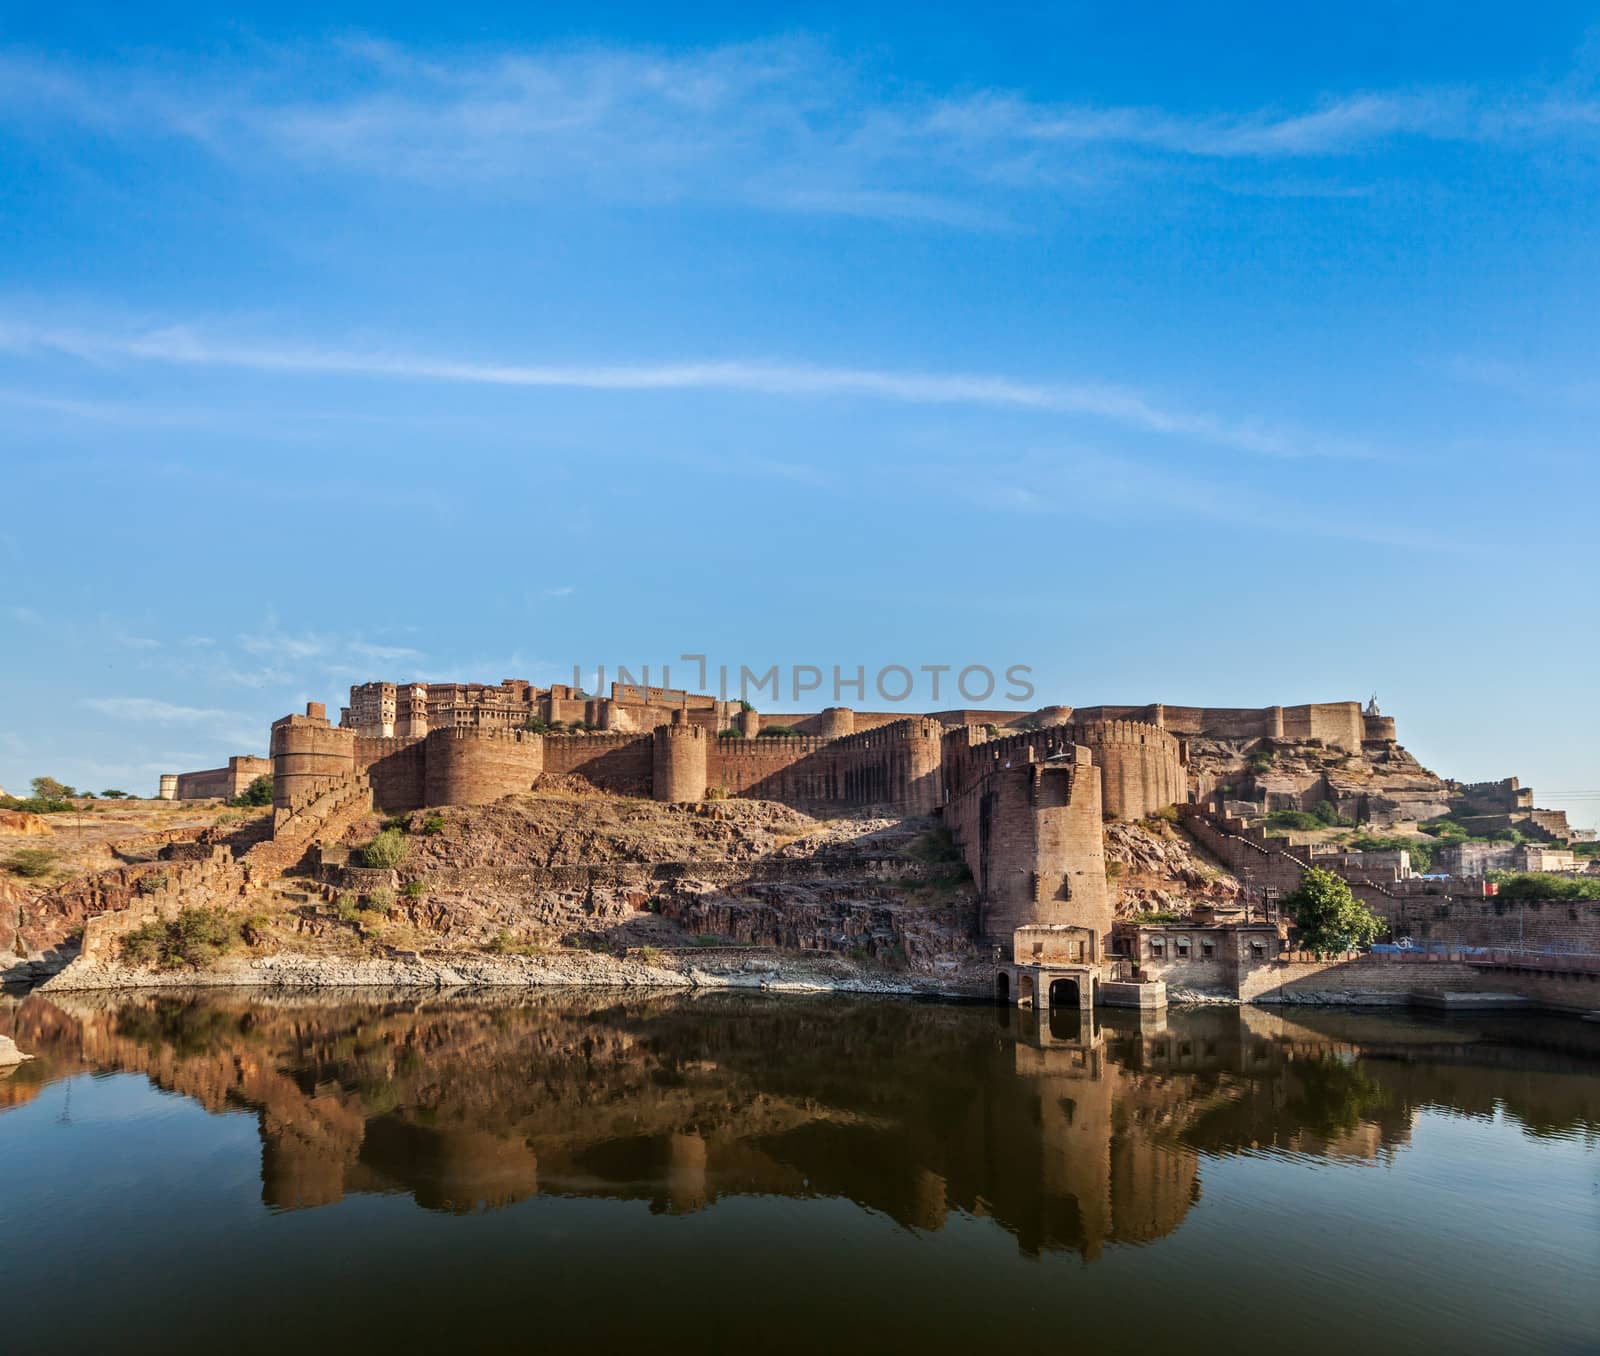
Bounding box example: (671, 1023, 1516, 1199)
(1, 990, 1596, 1354)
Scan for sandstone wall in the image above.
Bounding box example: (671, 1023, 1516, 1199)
(271, 709, 357, 810)
(541, 734, 655, 796)
(357, 736, 428, 812)
(424, 729, 546, 807)
(1065, 720, 1184, 820)
(172, 756, 271, 801)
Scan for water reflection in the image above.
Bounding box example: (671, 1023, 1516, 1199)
(2, 988, 1597, 1260)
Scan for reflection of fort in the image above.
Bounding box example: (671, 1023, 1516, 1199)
(2, 991, 1596, 1260)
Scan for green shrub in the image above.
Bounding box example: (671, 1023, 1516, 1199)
(718, 727, 744, 739)
(1490, 872, 1600, 903)
(1266, 809, 1322, 832)
(402, 879, 426, 900)
(0, 794, 76, 814)
(367, 886, 396, 913)
(120, 907, 241, 969)
(1153, 804, 1179, 823)
(2, 847, 57, 878)
(335, 892, 361, 921)
(1350, 833, 1433, 873)
(31, 776, 74, 801)
(1105, 861, 1124, 880)
(421, 814, 445, 835)
(135, 870, 171, 896)
(1126, 910, 1179, 925)
(757, 725, 802, 737)
(1313, 800, 1353, 827)
(230, 775, 273, 807)
(361, 828, 411, 869)
(100, 789, 131, 800)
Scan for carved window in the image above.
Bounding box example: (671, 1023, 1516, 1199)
(1150, 939, 1165, 958)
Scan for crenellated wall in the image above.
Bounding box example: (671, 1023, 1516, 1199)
(542, 733, 655, 796)
(423, 728, 546, 807)
(1063, 720, 1185, 820)
(1071, 701, 1372, 752)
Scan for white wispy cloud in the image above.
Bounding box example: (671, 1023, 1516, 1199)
(0, 39, 1593, 220)
(83, 696, 232, 722)
(0, 314, 1373, 459)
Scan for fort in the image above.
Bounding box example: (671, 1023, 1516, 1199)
(248, 680, 1437, 961)
(46, 675, 1568, 1010)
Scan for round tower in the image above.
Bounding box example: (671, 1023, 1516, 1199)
(815, 707, 856, 738)
(736, 708, 761, 739)
(270, 702, 357, 809)
(653, 715, 708, 802)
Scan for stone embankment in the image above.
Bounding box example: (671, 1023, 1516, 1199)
(42, 947, 983, 997)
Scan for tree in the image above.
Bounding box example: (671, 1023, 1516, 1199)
(1287, 867, 1383, 958)
(31, 776, 74, 800)
(100, 789, 131, 800)
(231, 775, 273, 807)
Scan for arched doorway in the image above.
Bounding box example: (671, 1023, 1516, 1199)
(995, 972, 1010, 1004)
(1018, 974, 1036, 1009)
(1049, 976, 1080, 1009)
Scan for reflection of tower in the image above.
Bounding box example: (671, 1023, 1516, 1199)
(666, 1132, 709, 1213)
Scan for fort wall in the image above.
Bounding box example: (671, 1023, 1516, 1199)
(1072, 701, 1368, 752)
(423, 728, 545, 807)
(356, 736, 428, 812)
(542, 733, 655, 796)
(1064, 720, 1185, 821)
(172, 755, 271, 801)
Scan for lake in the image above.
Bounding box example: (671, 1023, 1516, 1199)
(1, 989, 1596, 1354)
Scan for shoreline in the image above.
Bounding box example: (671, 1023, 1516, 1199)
(37, 948, 986, 999)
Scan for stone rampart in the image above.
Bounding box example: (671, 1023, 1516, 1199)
(424, 728, 546, 807)
(542, 733, 655, 796)
(172, 755, 271, 801)
(1064, 720, 1184, 821)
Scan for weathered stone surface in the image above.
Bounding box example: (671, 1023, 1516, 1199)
(0, 1034, 32, 1065)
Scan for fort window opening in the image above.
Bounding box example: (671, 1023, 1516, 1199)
(1201, 940, 1215, 958)
(995, 972, 1010, 1003)
(1177, 939, 1191, 958)
(1150, 939, 1166, 958)
(1251, 942, 1267, 958)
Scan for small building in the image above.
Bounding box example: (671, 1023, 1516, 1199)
(995, 925, 1099, 1015)
(1112, 919, 1284, 994)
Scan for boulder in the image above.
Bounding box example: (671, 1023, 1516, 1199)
(0, 1035, 33, 1066)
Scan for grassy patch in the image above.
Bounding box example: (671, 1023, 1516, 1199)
(2, 847, 57, 878)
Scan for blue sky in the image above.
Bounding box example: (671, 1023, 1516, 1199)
(0, 3, 1596, 826)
